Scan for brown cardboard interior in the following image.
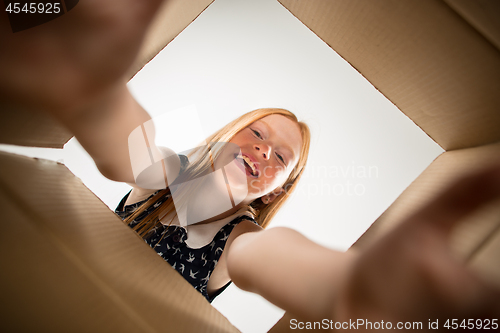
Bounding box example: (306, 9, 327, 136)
(0, 104, 72, 148)
(278, 0, 500, 151)
(444, 0, 500, 51)
(127, 0, 215, 79)
(0, 151, 239, 333)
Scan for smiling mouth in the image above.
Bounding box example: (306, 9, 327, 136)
(237, 154, 258, 177)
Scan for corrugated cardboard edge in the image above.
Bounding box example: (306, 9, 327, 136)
(0, 151, 240, 333)
(127, 0, 215, 79)
(277, 0, 500, 151)
(0, 105, 72, 148)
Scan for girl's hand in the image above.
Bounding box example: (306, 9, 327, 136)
(335, 164, 500, 326)
(0, 0, 163, 114)
(1, 1, 167, 183)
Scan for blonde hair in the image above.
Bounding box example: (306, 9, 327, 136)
(125, 108, 310, 236)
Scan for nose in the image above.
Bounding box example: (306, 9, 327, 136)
(254, 144, 271, 160)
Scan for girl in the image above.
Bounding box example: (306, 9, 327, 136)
(114, 108, 311, 302)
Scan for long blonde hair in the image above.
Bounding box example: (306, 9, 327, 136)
(125, 108, 310, 236)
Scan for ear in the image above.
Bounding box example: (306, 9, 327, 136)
(261, 187, 284, 204)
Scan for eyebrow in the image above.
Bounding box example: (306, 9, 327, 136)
(256, 120, 296, 164)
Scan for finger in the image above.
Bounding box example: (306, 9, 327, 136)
(408, 163, 500, 235)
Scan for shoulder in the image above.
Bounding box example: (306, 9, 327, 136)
(225, 216, 263, 253)
(227, 215, 262, 238)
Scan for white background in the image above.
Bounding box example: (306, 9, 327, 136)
(0, 0, 443, 332)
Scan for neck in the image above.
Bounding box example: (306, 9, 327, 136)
(195, 204, 243, 224)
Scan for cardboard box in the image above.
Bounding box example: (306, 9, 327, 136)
(1, 0, 499, 332)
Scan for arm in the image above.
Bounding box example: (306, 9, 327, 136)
(227, 165, 500, 323)
(226, 225, 356, 321)
(51, 84, 181, 187)
(57, 84, 152, 183)
(1, 0, 180, 185)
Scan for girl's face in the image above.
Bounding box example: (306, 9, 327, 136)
(229, 114, 302, 204)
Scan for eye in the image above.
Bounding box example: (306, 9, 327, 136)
(251, 128, 263, 139)
(276, 152, 285, 165)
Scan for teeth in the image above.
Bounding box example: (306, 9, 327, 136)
(240, 155, 256, 175)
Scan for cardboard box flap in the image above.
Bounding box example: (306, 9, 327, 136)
(278, 0, 500, 151)
(0, 190, 152, 333)
(445, 0, 500, 52)
(0, 151, 239, 333)
(0, 105, 72, 148)
(127, 0, 214, 78)
(353, 142, 500, 262)
(1, 0, 214, 149)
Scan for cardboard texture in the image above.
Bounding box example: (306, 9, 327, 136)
(278, 0, 500, 151)
(127, 0, 215, 79)
(0, 105, 72, 148)
(1, 0, 499, 332)
(444, 0, 500, 51)
(0, 151, 239, 333)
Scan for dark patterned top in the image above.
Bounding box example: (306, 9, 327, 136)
(115, 190, 257, 302)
